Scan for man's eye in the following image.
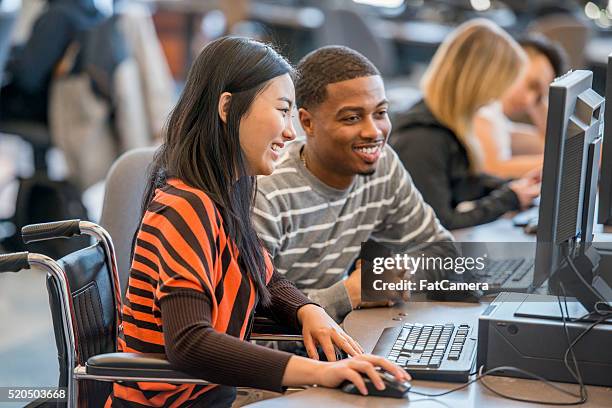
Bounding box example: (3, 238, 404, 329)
(279, 108, 290, 116)
(376, 110, 388, 117)
(344, 116, 360, 123)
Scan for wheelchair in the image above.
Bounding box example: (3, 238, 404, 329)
(0, 219, 302, 407)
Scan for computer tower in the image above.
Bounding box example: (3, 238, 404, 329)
(477, 292, 612, 387)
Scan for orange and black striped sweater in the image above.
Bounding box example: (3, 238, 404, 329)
(108, 179, 315, 407)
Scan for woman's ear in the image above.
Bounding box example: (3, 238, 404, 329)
(218, 92, 232, 124)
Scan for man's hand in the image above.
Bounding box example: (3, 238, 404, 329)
(297, 304, 364, 361)
(344, 260, 408, 309)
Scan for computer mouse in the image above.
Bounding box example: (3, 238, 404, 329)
(340, 369, 411, 398)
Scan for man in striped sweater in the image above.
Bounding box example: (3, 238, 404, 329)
(253, 46, 455, 322)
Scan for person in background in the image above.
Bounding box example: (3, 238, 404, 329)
(253, 45, 455, 324)
(391, 19, 541, 231)
(108, 37, 409, 408)
(0, 0, 103, 123)
(474, 35, 568, 178)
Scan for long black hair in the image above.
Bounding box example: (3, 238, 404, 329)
(140, 37, 294, 305)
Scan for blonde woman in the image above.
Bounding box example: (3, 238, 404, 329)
(391, 19, 540, 230)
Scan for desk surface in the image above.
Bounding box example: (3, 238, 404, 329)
(247, 301, 612, 407)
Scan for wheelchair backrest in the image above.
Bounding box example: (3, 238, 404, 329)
(47, 242, 116, 406)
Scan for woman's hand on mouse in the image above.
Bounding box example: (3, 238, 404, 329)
(282, 353, 410, 395)
(314, 354, 410, 395)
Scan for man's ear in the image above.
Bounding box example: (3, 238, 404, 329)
(218, 92, 232, 124)
(299, 107, 315, 137)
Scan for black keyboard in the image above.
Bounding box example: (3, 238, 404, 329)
(373, 322, 476, 382)
(471, 258, 534, 290)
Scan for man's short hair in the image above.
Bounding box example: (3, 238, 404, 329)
(518, 34, 568, 77)
(295, 46, 380, 109)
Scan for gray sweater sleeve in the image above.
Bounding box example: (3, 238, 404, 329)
(305, 279, 353, 323)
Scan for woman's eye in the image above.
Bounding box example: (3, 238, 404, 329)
(279, 108, 290, 117)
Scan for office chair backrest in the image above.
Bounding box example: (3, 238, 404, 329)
(100, 146, 157, 300)
(528, 13, 591, 69)
(315, 7, 396, 76)
(47, 243, 116, 406)
(0, 8, 18, 85)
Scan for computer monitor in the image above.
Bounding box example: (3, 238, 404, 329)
(598, 53, 612, 227)
(534, 70, 612, 312)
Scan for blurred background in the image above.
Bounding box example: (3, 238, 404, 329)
(2, 0, 612, 400)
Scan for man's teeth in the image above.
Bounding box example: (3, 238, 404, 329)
(355, 146, 380, 154)
(271, 144, 280, 152)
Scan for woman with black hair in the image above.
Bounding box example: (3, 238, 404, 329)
(108, 37, 408, 408)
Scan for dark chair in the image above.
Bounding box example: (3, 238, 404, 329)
(0, 5, 51, 175)
(0, 5, 18, 86)
(0, 6, 52, 175)
(0, 219, 302, 407)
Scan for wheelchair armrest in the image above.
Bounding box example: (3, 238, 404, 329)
(82, 353, 306, 392)
(250, 316, 303, 342)
(85, 352, 200, 381)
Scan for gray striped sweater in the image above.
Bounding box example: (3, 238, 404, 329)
(254, 141, 453, 321)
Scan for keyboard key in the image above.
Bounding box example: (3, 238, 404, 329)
(404, 362, 429, 368)
(512, 262, 534, 281)
(429, 359, 442, 368)
(399, 327, 410, 341)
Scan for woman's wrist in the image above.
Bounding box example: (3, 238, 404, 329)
(282, 355, 324, 387)
(296, 303, 323, 324)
